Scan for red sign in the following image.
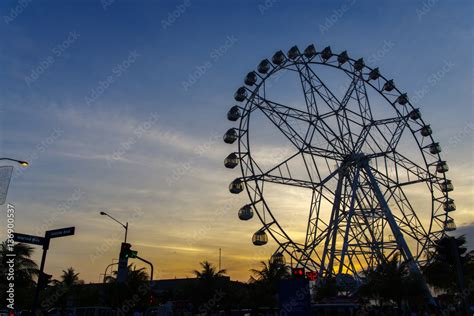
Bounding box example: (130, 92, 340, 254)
(291, 267, 305, 278)
(306, 270, 318, 281)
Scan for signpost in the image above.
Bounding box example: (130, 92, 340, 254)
(45, 226, 75, 238)
(12, 233, 44, 246)
(13, 226, 76, 315)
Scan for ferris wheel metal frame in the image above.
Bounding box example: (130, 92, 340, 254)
(223, 44, 456, 301)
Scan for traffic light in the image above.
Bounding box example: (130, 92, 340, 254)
(291, 267, 305, 278)
(120, 242, 138, 259)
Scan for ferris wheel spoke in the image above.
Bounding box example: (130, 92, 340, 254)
(387, 152, 434, 185)
(246, 159, 342, 193)
(259, 96, 346, 154)
(255, 96, 348, 159)
(257, 97, 313, 122)
(334, 73, 366, 150)
(347, 70, 374, 124)
(351, 116, 403, 154)
(308, 117, 348, 156)
(304, 63, 370, 152)
(355, 122, 403, 157)
(295, 62, 357, 153)
(295, 61, 340, 113)
(253, 98, 311, 151)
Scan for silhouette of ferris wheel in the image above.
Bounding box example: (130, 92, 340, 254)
(223, 43, 455, 298)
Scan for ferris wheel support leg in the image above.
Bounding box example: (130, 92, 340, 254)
(319, 171, 345, 278)
(362, 163, 436, 306)
(338, 167, 360, 275)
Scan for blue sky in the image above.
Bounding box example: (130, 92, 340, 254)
(0, 0, 472, 282)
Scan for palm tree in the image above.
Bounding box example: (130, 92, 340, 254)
(0, 241, 38, 286)
(423, 235, 471, 313)
(249, 259, 289, 308)
(193, 261, 227, 279)
(104, 264, 150, 308)
(51, 267, 83, 310)
(250, 260, 289, 285)
(0, 241, 39, 307)
(357, 253, 424, 310)
(192, 261, 228, 312)
(104, 263, 149, 283)
(59, 267, 81, 287)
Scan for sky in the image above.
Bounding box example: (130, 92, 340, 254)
(0, 0, 472, 283)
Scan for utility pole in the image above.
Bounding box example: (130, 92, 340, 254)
(219, 248, 222, 271)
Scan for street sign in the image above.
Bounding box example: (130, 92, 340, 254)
(13, 233, 45, 245)
(45, 226, 75, 238)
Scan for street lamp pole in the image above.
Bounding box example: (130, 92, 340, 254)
(99, 211, 128, 243)
(103, 262, 119, 283)
(100, 211, 129, 283)
(0, 158, 29, 167)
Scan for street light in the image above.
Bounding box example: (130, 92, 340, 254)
(99, 211, 128, 243)
(0, 158, 29, 167)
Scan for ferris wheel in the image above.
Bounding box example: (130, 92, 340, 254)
(223, 44, 456, 287)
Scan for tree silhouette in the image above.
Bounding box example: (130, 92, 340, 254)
(0, 241, 39, 307)
(357, 253, 424, 310)
(423, 235, 471, 313)
(0, 241, 38, 286)
(58, 267, 81, 287)
(104, 263, 150, 308)
(249, 259, 289, 308)
(250, 259, 289, 285)
(193, 260, 227, 279)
